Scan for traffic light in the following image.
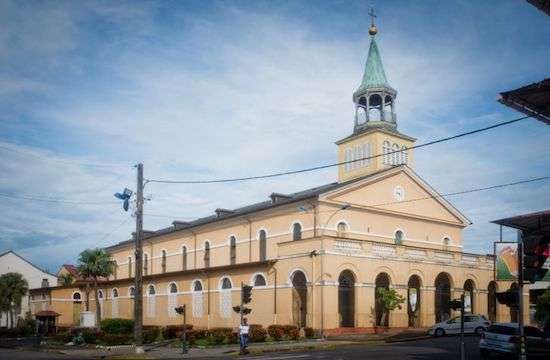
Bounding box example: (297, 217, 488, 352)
(522, 233, 549, 283)
(242, 285, 253, 304)
(496, 290, 519, 308)
(232, 306, 251, 315)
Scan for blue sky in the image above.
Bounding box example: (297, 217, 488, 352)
(1, 0, 549, 273)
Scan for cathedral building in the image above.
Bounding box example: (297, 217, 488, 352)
(30, 20, 525, 334)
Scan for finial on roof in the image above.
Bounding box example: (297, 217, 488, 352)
(368, 6, 377, 36)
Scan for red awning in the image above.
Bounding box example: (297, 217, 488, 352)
(35, 310, 61, 317)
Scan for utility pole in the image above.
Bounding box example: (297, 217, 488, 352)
(517, 230, 526, 360)
(133, 163, 144, 354)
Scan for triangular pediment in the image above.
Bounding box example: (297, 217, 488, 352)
(320, 166, 470, 226)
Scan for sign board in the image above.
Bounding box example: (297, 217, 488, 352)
(494, 242, 518, 281)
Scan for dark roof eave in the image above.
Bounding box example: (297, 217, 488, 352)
(491, 210, 550, 232)
(32, 260, 278, 290)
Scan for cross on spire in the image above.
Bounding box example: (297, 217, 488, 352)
(368, 6, 376, 26)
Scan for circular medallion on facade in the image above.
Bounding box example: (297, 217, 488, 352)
(393, 186, 405, 201)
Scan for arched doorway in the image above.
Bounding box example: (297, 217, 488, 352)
(435, 273, 452, 322)
(375, 273, 390, 326)
(487, 281, 497, 322)
(407, 275, 421, 327)
(338, 270, 355, 327)
(509, 282, 519, 323)
(463, 280, 475, 314)
(291, 271, 307, 328)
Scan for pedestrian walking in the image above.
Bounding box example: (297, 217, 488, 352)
(239, 317, 250, 354)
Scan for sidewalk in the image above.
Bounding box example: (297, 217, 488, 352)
(55, 338, 367, 359)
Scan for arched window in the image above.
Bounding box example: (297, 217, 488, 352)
(401, 146, 408, 164)
(182, 246, 187, 270)
(395, 230, 404, 245)
(192, 280, 203, 318)
(337, 222, 348, 237)
(128, 286, 135, 297)
(128, 256, 132, 277)
(259, 230, 267, 261)
(443, 237, 451, 247)
(229, 236, 237, 265)
(292, 223, 302, 241)
(161, 250, 167, 273)
(204, 241, 210, 268)
(73, 292, 82, 302)
(193, 280, 203, 292)
(111, 288, 119, 317)
(143, 253, 148, 275)
(169, 283, 178, 294)
(168, 282, 178, 317)
(383, 141, 390, 165)
(252, 274, 267, 287)
(98, 290, 105, 318)
(219, 277, 233, 318)
(391, 143, 399, 165)
(345, 148, 352, 172)
(147, 285, 156, 318)
(368, 94, 382, 121)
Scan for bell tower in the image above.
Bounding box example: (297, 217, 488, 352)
(337, 8, 416, 183)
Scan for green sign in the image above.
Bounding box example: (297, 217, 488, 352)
(495, 242, 518, 281)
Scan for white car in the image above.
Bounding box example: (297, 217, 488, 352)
(479, 323, 550, 358)
(429, 314, 491, 337)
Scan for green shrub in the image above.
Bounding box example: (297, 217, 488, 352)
(186, 329, 208, 345)
(304, 327, 315, 338)
(249, 324, 267, 342)
(281, 325, 299, 340)
(142, 326, 162, 344)
(52, 331, 72, 344)
(69, 327, 102, 344)
(267, 325, 284, 341)
(99, 333, 133, 346)
(208, 327, 236, 345)
(162, 324, 193, 339)
(0, 328, 20, 338)
(100, 318, 134, 334)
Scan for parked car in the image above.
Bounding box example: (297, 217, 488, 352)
(479, 323, 550, 359)
(428, 314, 491, 337)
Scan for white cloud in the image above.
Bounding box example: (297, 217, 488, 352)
(1, 2, 549, 270)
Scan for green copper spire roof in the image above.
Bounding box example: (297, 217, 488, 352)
(357, 37, 390, 91)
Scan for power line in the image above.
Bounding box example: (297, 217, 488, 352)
(0, 192, 118, 205)
(0, 143, 127, 168)
(146, 115, 532, 184)
(142, 174, 550, 221)
(367, 175, 550, 208)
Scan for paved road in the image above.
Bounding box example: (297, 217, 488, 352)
(0, 336, 482, 359)
(237, 336, 482, 360)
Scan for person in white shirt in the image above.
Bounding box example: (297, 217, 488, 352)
(239, 317, 250, 354)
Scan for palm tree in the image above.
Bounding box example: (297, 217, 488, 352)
(77, 248, 116, 328)
(0, 273, 29, 328)
(58, 273, 74, 286)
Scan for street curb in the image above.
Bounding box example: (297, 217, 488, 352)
(384, 335, 431, 343)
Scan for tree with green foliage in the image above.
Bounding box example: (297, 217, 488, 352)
(58, 273, 74, 286)
(0, 272, 29, 328)
(77, 248, 116, 328)
(376, 287, 405, 327)
(535, 288, 550, 324)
